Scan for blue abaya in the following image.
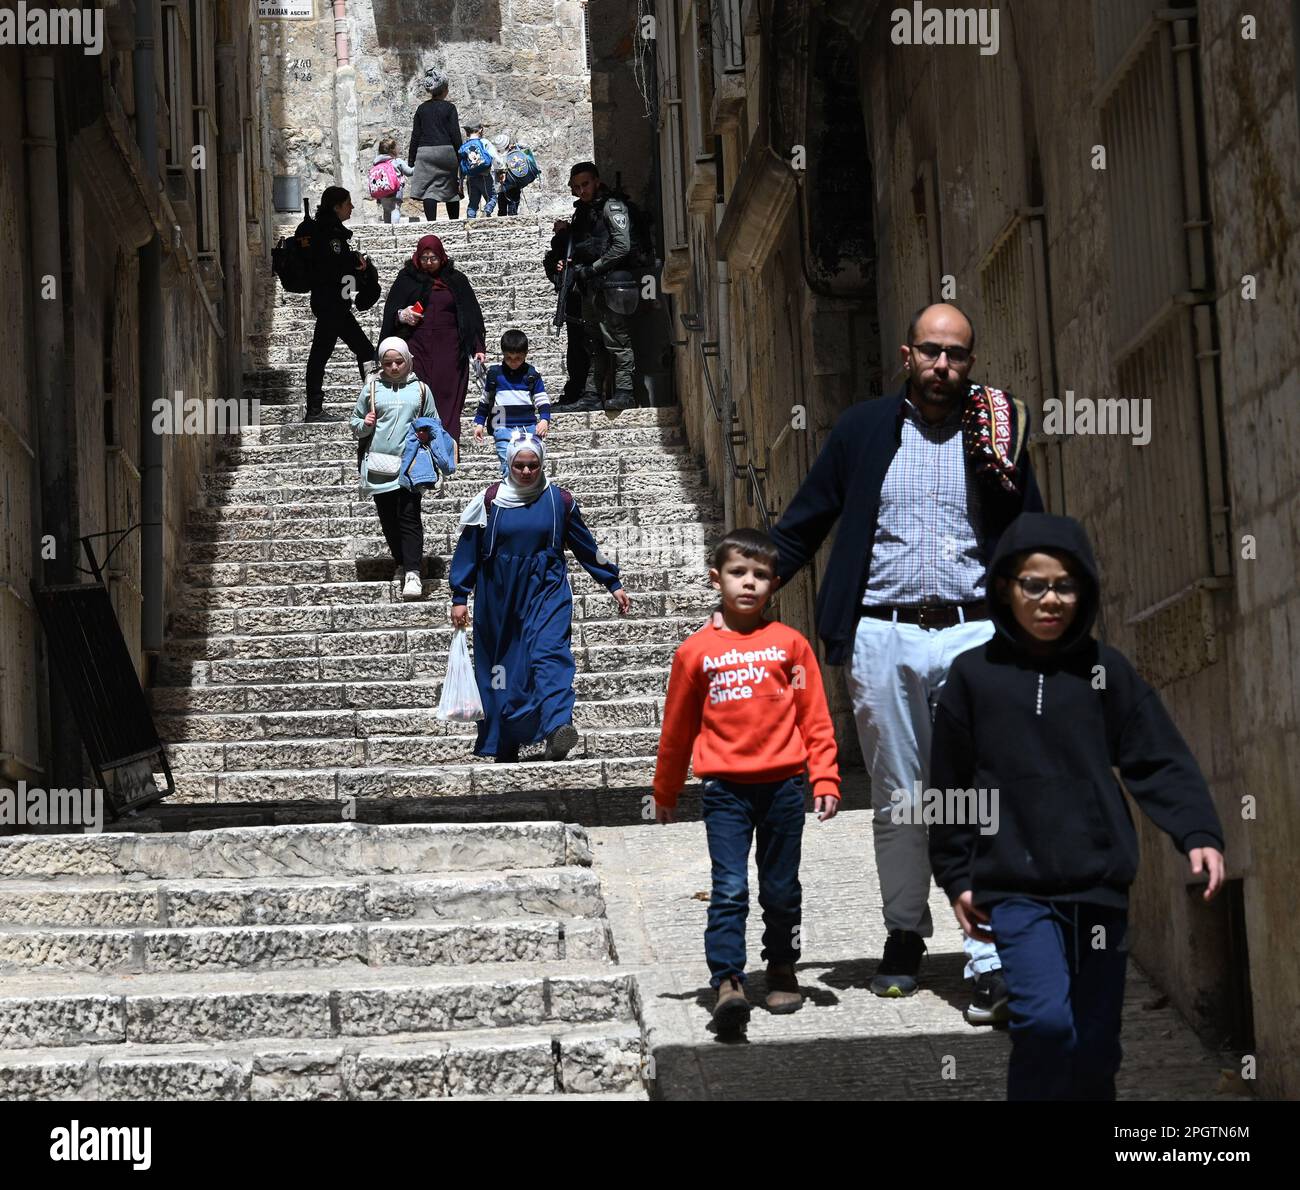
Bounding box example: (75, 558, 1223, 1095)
(450, 486, 622, 757)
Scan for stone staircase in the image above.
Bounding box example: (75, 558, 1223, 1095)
(155, 215, 722, 811)
(0, 822, 643, 1099)
(0, 216, 720, 1101)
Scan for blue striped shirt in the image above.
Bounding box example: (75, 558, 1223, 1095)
(474, 363, 551, 429)
(861, 399, 986, 605)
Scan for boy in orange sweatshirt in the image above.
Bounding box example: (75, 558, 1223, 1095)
(653, 528, 840, 1036)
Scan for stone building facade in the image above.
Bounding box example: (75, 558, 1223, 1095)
(654, 0, 1300, 1097)
(260, 0, 598, 219)
(0, 0, 274, 791)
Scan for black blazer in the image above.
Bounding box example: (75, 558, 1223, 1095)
(379, 261, 486, 362)
(770, 385, 1043, 665)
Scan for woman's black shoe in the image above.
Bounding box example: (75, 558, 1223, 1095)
(495, 745, 520, 764)
(544, 723, 579, 761)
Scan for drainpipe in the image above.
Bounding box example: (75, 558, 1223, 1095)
(715, 248, 735, 532)
(24, 52, 79, 784)
(333, 0, 360, 198)
(136, 0, 165, 661)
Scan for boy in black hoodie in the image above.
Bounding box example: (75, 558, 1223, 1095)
(929, 513, 1225, 1100)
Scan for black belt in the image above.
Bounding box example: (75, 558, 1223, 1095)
(861, 599, 989, 630)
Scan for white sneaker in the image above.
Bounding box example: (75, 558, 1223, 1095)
(402, 571, 423, 600)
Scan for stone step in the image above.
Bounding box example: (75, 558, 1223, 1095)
(210, 439, 695, 470)
(228, 420, 684, 448)
(163, 612, 699, 655)
(184, 526, 718, 566)
(0, 964, 633, 1049)
(183, 503, 713, 543)
(154, 641, 678, 687)
(165, 726, 665, 772)
(0, 822, 590, 881)
(162, 594, 706, 639)
(0, 1019, 643, 1100)
(248, 399, 658, 425)
(193, 475, 710, 512)
(154, 697, 663, 743)
(200, 456, 705, 492)
(0, 915, 612, 976)
(178, 559, 715, 595)
(0, 867, 604, 929)
(166, 756, 665, 803)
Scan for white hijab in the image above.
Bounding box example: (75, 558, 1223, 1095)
(459, 431, 550, 527)
(375, 336, 414, 386)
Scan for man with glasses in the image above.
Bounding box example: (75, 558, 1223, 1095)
(770, 302, 1043, 1023)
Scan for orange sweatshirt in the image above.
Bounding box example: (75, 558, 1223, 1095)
(653, 620, 841, 809)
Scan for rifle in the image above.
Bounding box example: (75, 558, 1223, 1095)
(552, 227, 576, 331)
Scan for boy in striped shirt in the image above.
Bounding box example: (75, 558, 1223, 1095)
(472, 329, 551, 474)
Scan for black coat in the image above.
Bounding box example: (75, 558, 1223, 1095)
(309, 211, 364, 308)
(770, 385, 1042, 665)
(380, 261, 486, 361)
(408, 98, 462, 163)
(928, 513, 1225, 909)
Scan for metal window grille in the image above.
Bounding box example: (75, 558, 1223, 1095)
(0, 418, 40, 776)
(189, 0, 220, 256)
(657, 1, 688, 250)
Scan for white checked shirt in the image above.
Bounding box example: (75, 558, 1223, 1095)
(861, 399, 986, 606)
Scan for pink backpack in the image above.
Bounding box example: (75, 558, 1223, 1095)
(367, 159, 401, 199)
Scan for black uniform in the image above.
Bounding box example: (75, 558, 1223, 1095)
(305, 211, 375, 416)
(543, 228, 591, 402)
(568, 185, 641, 404)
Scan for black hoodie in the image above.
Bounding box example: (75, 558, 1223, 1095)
(928, 513, 1224, 910)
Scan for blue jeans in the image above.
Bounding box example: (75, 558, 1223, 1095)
(492, 423, 537, 474)
(990, 897, 1129, 1100)
(467, 173, 496, 217)
(701, 775, 805, 987)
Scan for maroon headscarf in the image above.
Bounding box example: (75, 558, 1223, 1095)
(412, 234, 451, 289)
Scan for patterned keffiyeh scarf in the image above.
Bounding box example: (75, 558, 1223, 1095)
(962, 382, 1023, 494)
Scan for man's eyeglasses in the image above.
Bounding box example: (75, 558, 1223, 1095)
(1012, 577, 1081, 602)
(911, 341, 972, 365)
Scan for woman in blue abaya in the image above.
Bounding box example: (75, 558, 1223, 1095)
(449, 432, 631, 762)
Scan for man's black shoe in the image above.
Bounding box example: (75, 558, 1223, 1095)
(304, 408, 334, 424)
(563, 392, 605, 412)
(965, 968, 1010, 1025)
(870, 929, 926, 997)
(604, 390, 635, 412)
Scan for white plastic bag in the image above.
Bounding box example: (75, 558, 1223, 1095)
(437, 629, 484, 722)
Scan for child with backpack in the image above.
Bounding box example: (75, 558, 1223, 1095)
(368, 137, 415, 224)
(928, 512, 1226, 1101)
(472, 329, 551, 475)
(653, 528, 841, 1037)
(458, 122, 498, 219)
(494, 141, 540, 216)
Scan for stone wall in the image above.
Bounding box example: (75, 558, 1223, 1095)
(261, 0, 595, 219)
(856, 0, 1299, 1097)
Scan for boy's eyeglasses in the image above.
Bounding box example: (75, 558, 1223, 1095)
(1013, 577, 1081, 602)
(911, 341, 972, 365)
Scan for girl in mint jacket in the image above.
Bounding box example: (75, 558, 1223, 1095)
(350, 336, 434, 599)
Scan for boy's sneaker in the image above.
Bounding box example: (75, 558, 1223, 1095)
(543, 723, 578, 761)
(965, 969, 1010, 1025)
(765, 963, 802, 1014)
(712, 975, 750, 1037)
(870, 929, 926, 997)
(402, 571, 423, 600)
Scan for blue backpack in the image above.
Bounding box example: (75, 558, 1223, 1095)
(458, 138, 494, 177)
(501, 146, 541, 189)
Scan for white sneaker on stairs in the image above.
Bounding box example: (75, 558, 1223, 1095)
(402, 571, 423, 600)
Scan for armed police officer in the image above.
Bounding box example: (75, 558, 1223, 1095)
(556, 162, 646, 412)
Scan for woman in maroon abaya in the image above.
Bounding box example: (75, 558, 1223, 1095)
(380, 233, 487, 450)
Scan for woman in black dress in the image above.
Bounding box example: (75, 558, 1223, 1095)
(380, 233, 487, 452)
(408, 70, 463, 221)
